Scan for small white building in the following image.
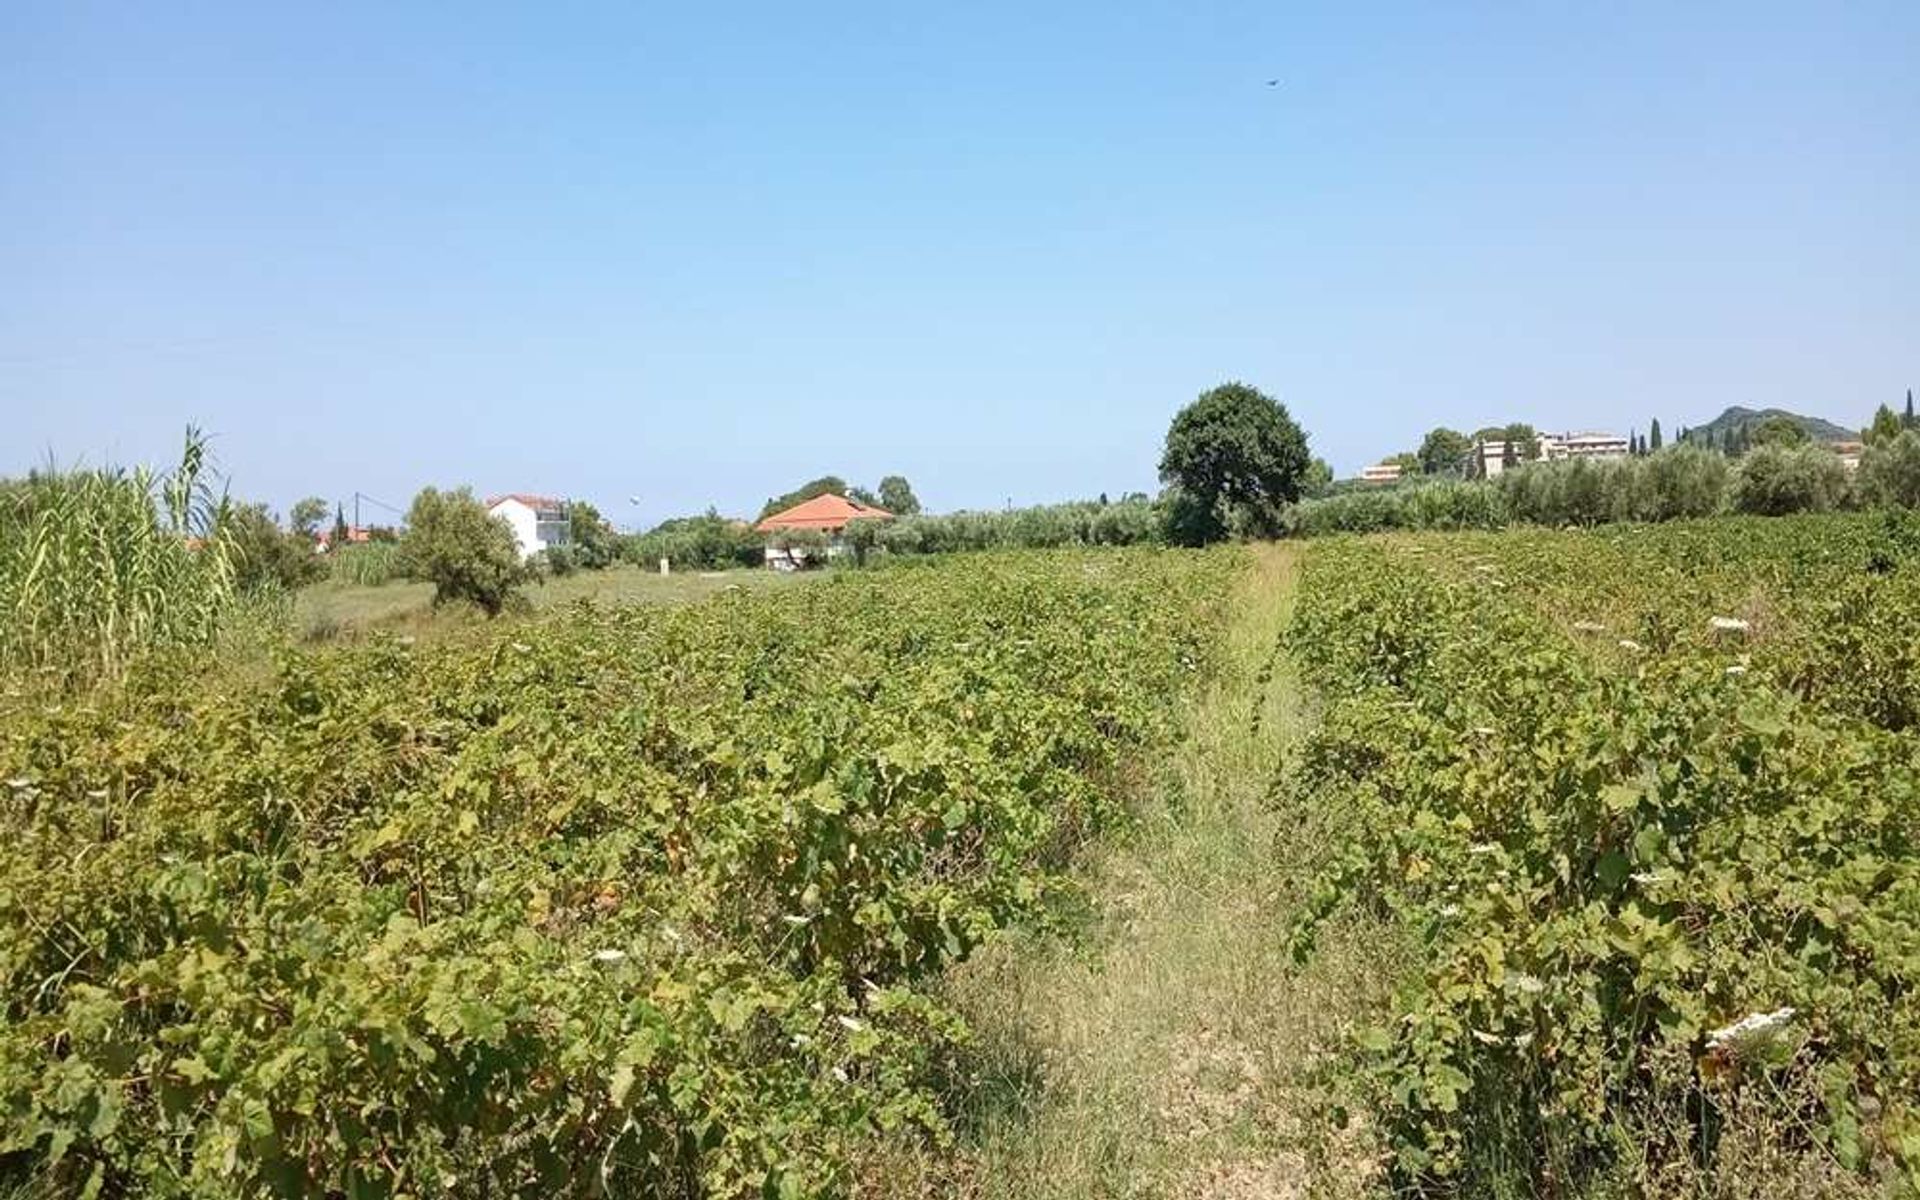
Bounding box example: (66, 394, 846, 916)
(1541, 431, 1630, 461)
(1358, 462, 1405, 484)
(486, 494, 571, 560)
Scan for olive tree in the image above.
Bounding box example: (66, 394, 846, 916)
(398, 486, 528, 615)
(1731, 445, 1851, 516)
(876, 475, 921, 516)
(1859, 430, 1920, 508)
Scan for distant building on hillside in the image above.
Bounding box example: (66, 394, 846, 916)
(754, 493, 892, 570)
(1474, 429, 1629, 477)
(487, 494, 571, 559)
(1830, 440, 1865, 472)
(1541, 431, 1631, 461)
(1358, 462, 1405, 484)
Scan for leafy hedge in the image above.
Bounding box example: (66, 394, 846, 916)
(0, 548, 1235, 1197)
(1286, 514, 1920, 1193)
(1282, 443, 1877, 536)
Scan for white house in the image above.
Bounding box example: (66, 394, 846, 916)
(486, 494, 571, 559)
(1358, 462, 1405, 484)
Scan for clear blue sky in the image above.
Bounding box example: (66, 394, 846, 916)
(6, 2, 1916, 526)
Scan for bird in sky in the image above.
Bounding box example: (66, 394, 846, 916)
(1266, 78, 1281, 86)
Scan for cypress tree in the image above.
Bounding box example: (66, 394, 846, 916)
(1649, 419, 1663, 451)
(1906, 389, 1915, 429)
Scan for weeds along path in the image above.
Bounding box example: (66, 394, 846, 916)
(874, 544, 1387, 1199)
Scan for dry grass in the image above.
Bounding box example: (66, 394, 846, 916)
(861, 545, 1412, 1200)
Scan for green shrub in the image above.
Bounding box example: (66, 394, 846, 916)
(228, 502, 325, 593)
(1858, 430, 1920, 509)
(621, 512, 763, 571)
(396, 486, 529, 615)
(567, 500, 617, 569)
(1637, 442, 1730, 520)
(1286, 447, 1733, 537)
(541, 543, 579, 577)
(875, 499, 1163, 558)
(1283, 480, 1508, 536)
(1732, 444, 1852, 515)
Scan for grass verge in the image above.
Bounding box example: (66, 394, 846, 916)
(292, 563, 801, 640)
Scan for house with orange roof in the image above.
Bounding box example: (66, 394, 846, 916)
(486, 493, 571, 560)
(754, 493, 891, 569)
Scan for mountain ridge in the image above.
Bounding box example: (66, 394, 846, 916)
(1680, 405, 1856, 446)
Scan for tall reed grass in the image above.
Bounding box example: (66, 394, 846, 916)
(327, 540, 401, 586)
(0, 429, 239, 685)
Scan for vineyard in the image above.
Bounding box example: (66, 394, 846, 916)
(0, 548, 1235, 1197)
(1286, 512, 1920, 1194)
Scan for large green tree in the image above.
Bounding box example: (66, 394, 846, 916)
(1866, 404, 1904, 447)
(1649, 419, 1663, 451)
(567, 500, 617, 569)
(1158, 382, 1310, 545)
(1753, 414, 1810, 448)
(1416, 427, 1472, 476)
(289, 497, 328, 540)
(876, 475, 921, 515)
(397, 487, 528, 615)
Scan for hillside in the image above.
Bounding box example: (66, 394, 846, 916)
(1681, 405, 1855, 446)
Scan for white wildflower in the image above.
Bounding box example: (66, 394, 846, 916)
(511, 642, 532, 652)
(1725, 665, 1747, 676)
(836, 1015, 865, 1032)
(1618, 639, 1643, 652)
(1439, 904, 1462, 917)
(790, 1034, 812, 1048)
(831, 1066, 850, 1083)
(1708, 616, 1751, 634)
(1469, 843, 1500, 855)
(5, 777, 31, 790)
(1706, 1007, 1796, 1052)
(1469, 726, 1497, 736)
(1630, 871, 1660, 885)
(591, 948, 627, 963)
(781, 914, 811, 926)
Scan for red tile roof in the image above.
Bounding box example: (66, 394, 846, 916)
(486, 494, 564, 511)
(314, 526, 375, 548)
(755, 493, 892, 533)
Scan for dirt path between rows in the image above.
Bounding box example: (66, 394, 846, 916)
(869, 544, 1386, 1199)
